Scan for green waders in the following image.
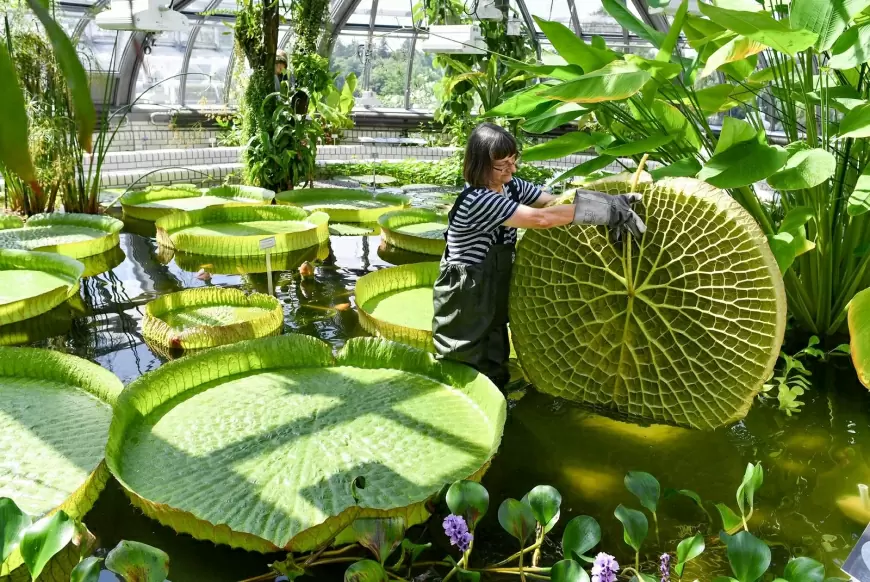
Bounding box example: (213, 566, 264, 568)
(431, 184, 519, 388)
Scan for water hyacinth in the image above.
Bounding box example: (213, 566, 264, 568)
(660, 553, 670, 582)
(591, 552, 619, 582)
(442, 514, 473, 552)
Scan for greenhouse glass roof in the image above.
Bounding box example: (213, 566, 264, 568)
(12, 0, 667, 110)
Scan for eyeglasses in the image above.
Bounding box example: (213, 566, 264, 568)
(492, 156, 519, 172)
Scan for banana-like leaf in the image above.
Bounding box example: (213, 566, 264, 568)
(104, 335, 506, 552)
(829, 24, 870, 68)
(600, 134, 676, 157)
(847, 164, 870, 216)
(699, 3, 818, 54)
(483, 83, 558, 118)
(510, 176, 786, 429)
(0, 213, 123, 259)
(533, 17, 618, 72)
(155, 205, 329, 256)
(601, 0, 667, 47)
(0, 347, 121, 576)
(142, 287, 284, 351)
(547, 156, 617, 187)
(0, 41, 37, 185)
(378, 209, 447, 256)
(838, 102, 870, 139)
(539, 61, 651, 104)
(656, 0, 688, 61)
(848, 288, 870, 388)
(790, 0, 870, 50)
(649, 100, 702, 152)
(523, 103, 588, 134)
(121, 184, 274, 222)
(276, 188, 408, 223)
(701, 36, 765, 78)
(0, 248, 82, 326)
(0, 498, 30, 563)
(356, 262, 440, 352)
(523, 132, 614, 162)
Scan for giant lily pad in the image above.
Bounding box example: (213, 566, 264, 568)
(0, 304, 73, 346)
(156, 206, 329, 257)
(378, 210, 448, 256)
(142, 287, 284, 351)
(121, 184, 275, 222)
(509, 176, 786, 429)
(356, 263, 440, 352)
(0, 213, 123, 259)
(0, 249, 83, 326)
(0, 347, 122, 576)
(276, 188, 408, 223)
(105, 335, 505, 553)
(849, 287, 870, 389)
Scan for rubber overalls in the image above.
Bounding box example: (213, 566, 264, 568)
(431, 182, 520, 388)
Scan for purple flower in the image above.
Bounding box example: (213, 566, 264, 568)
(660, 553, 671, 582)
(591, 552, 619, 582)
(442, 514, 473, 552)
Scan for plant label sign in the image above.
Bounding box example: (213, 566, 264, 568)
(843, 521, 870, 581)
(259, 237, 276, 251)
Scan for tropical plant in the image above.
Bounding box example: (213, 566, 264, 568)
(319, 72, 357, 144)
(378, 209, 448, 256)
(495, 1, 870, 342)
(0, 249, 83, 325)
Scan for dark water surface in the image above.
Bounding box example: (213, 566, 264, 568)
(4, 226, 870, 581)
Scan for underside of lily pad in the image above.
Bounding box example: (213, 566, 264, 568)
(378, 210, 448, 256)
(0, 213, 124, 259)
(80, 245, 126, 278)
(0, 304, 73, 346)
(121, 185, 275, 222)
(172, 244, 329, 275)
(142, 287, 284, 351)
(0, 249, 83, 326)
(106, 335, 505, 553)
(276, 188, 408, 223)
(356, 262, 439, 352)
(509, 176, 786, 430)
(377, 242, 439, 266)
(155, 205, 329, 257)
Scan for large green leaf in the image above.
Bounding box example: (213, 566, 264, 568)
(483, 83, 558, 118)
(847, 164, 870, 216)
(156, 205, 330, 257)
(723, 531, 771, 582)
(548, 156, 617, 187)
(601, 0, 667, 47)
(848, 288, 870, 388)
(828, 24, 870, 68)
(837, 102, 870, 139)
(0, 249, 82, 326)
(701, 36, 766, 78)
(104, 335, 506, 553)
(0, 213, 123, 259)
(510, 177, 786, 429)
(697, 122, 788, 188)
(790, 0, 870, 50)
(142, 287, 284, 352)
(378, 210, 448, 256)
(0, 498, 30, 563)
(523, 103, 588, 134)
(614, 505, 647, 552)
(534, 17, 618, 72)
(767, 147, 836, 191)
(539, 62, 652, 104)
(523, 132, 614, 162)
(20, 511, 75, 580)
(0, 41, 37, 185)
(650, 158, 703, 180)
(656, 0, 688, 61)
(356, 262, 440, 352)
(600, 134, 676, 157)
(698, 3, 818, 54)
(105, 540, 170, 582)
(562, 516, 601, 561)
(651, 100, 702, 151)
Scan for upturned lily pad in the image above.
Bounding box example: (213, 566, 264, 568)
(0, 347, 122, 576)
(121, 184, 275, 222)
(0, 213, 123, 259)
(172, 244, 329, 275)
(356, 263, 440, 352)
(509, 176, 786, 429)
(105, 335, 505, 553)
(142, 287, 284, 351)
(276, 188, 408, 223)
(0, 249, 83, 326)
(378, 210, 448, 256)
(156, 206, 329, 257)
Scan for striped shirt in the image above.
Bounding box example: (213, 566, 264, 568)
(446, 178, 542, 265)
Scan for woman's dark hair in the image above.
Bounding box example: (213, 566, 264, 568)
(463, 122, 518, 187)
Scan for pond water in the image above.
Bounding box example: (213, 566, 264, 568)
(3, 221, 870, 581)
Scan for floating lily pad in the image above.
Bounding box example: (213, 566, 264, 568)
(0, 215, 23, 230)
(378, 210, 448, 256)
(106, 335, 505, 553)
(121, 185, 274, 222)
(0, 347, 122, 576)
(172, 244, 329, 275)
(0, 213, 123, 259)
(142, 287, 284, 352)
(356, 263, 440, 352)
(156, 206, 329, 257)
(0, 249, 83, 326)
(349, 175, 398, 186)
(276, 188, 408, 223)
(510, 176, 786, 429)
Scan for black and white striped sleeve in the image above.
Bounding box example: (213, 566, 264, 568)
(513, 178, 543, 206)
(453, 189, 519, 232)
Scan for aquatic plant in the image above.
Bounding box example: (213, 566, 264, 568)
(378, 209, 448, 256)
(120, 184, 276, 222)
(510, 176, 786, 429)
(275, 188, 409, 223)
(0, 213, 123, 259)
(0, 249, 83, 325)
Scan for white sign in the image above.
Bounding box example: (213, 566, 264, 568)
(259, 237, 276, 250)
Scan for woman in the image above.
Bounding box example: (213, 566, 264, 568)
(432, 122, 646, 388)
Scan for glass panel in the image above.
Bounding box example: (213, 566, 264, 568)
(374, 0, 414, 27)
(521, 0, 574, 32)
(77, 20, 130, 71)
(134, 31, 187, 105)
(367, 33, 411, 106)
(329, 32, 368, 90)
(575, 1, 622, 36)
(408, 41, 441, 110)
(185, 24, 233, 105)
(347, 0, 373, 25)
(184, 0, 213, 13)
(278, 25, 293, 50)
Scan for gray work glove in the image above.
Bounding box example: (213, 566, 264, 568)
(572, 189, 647, 244)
